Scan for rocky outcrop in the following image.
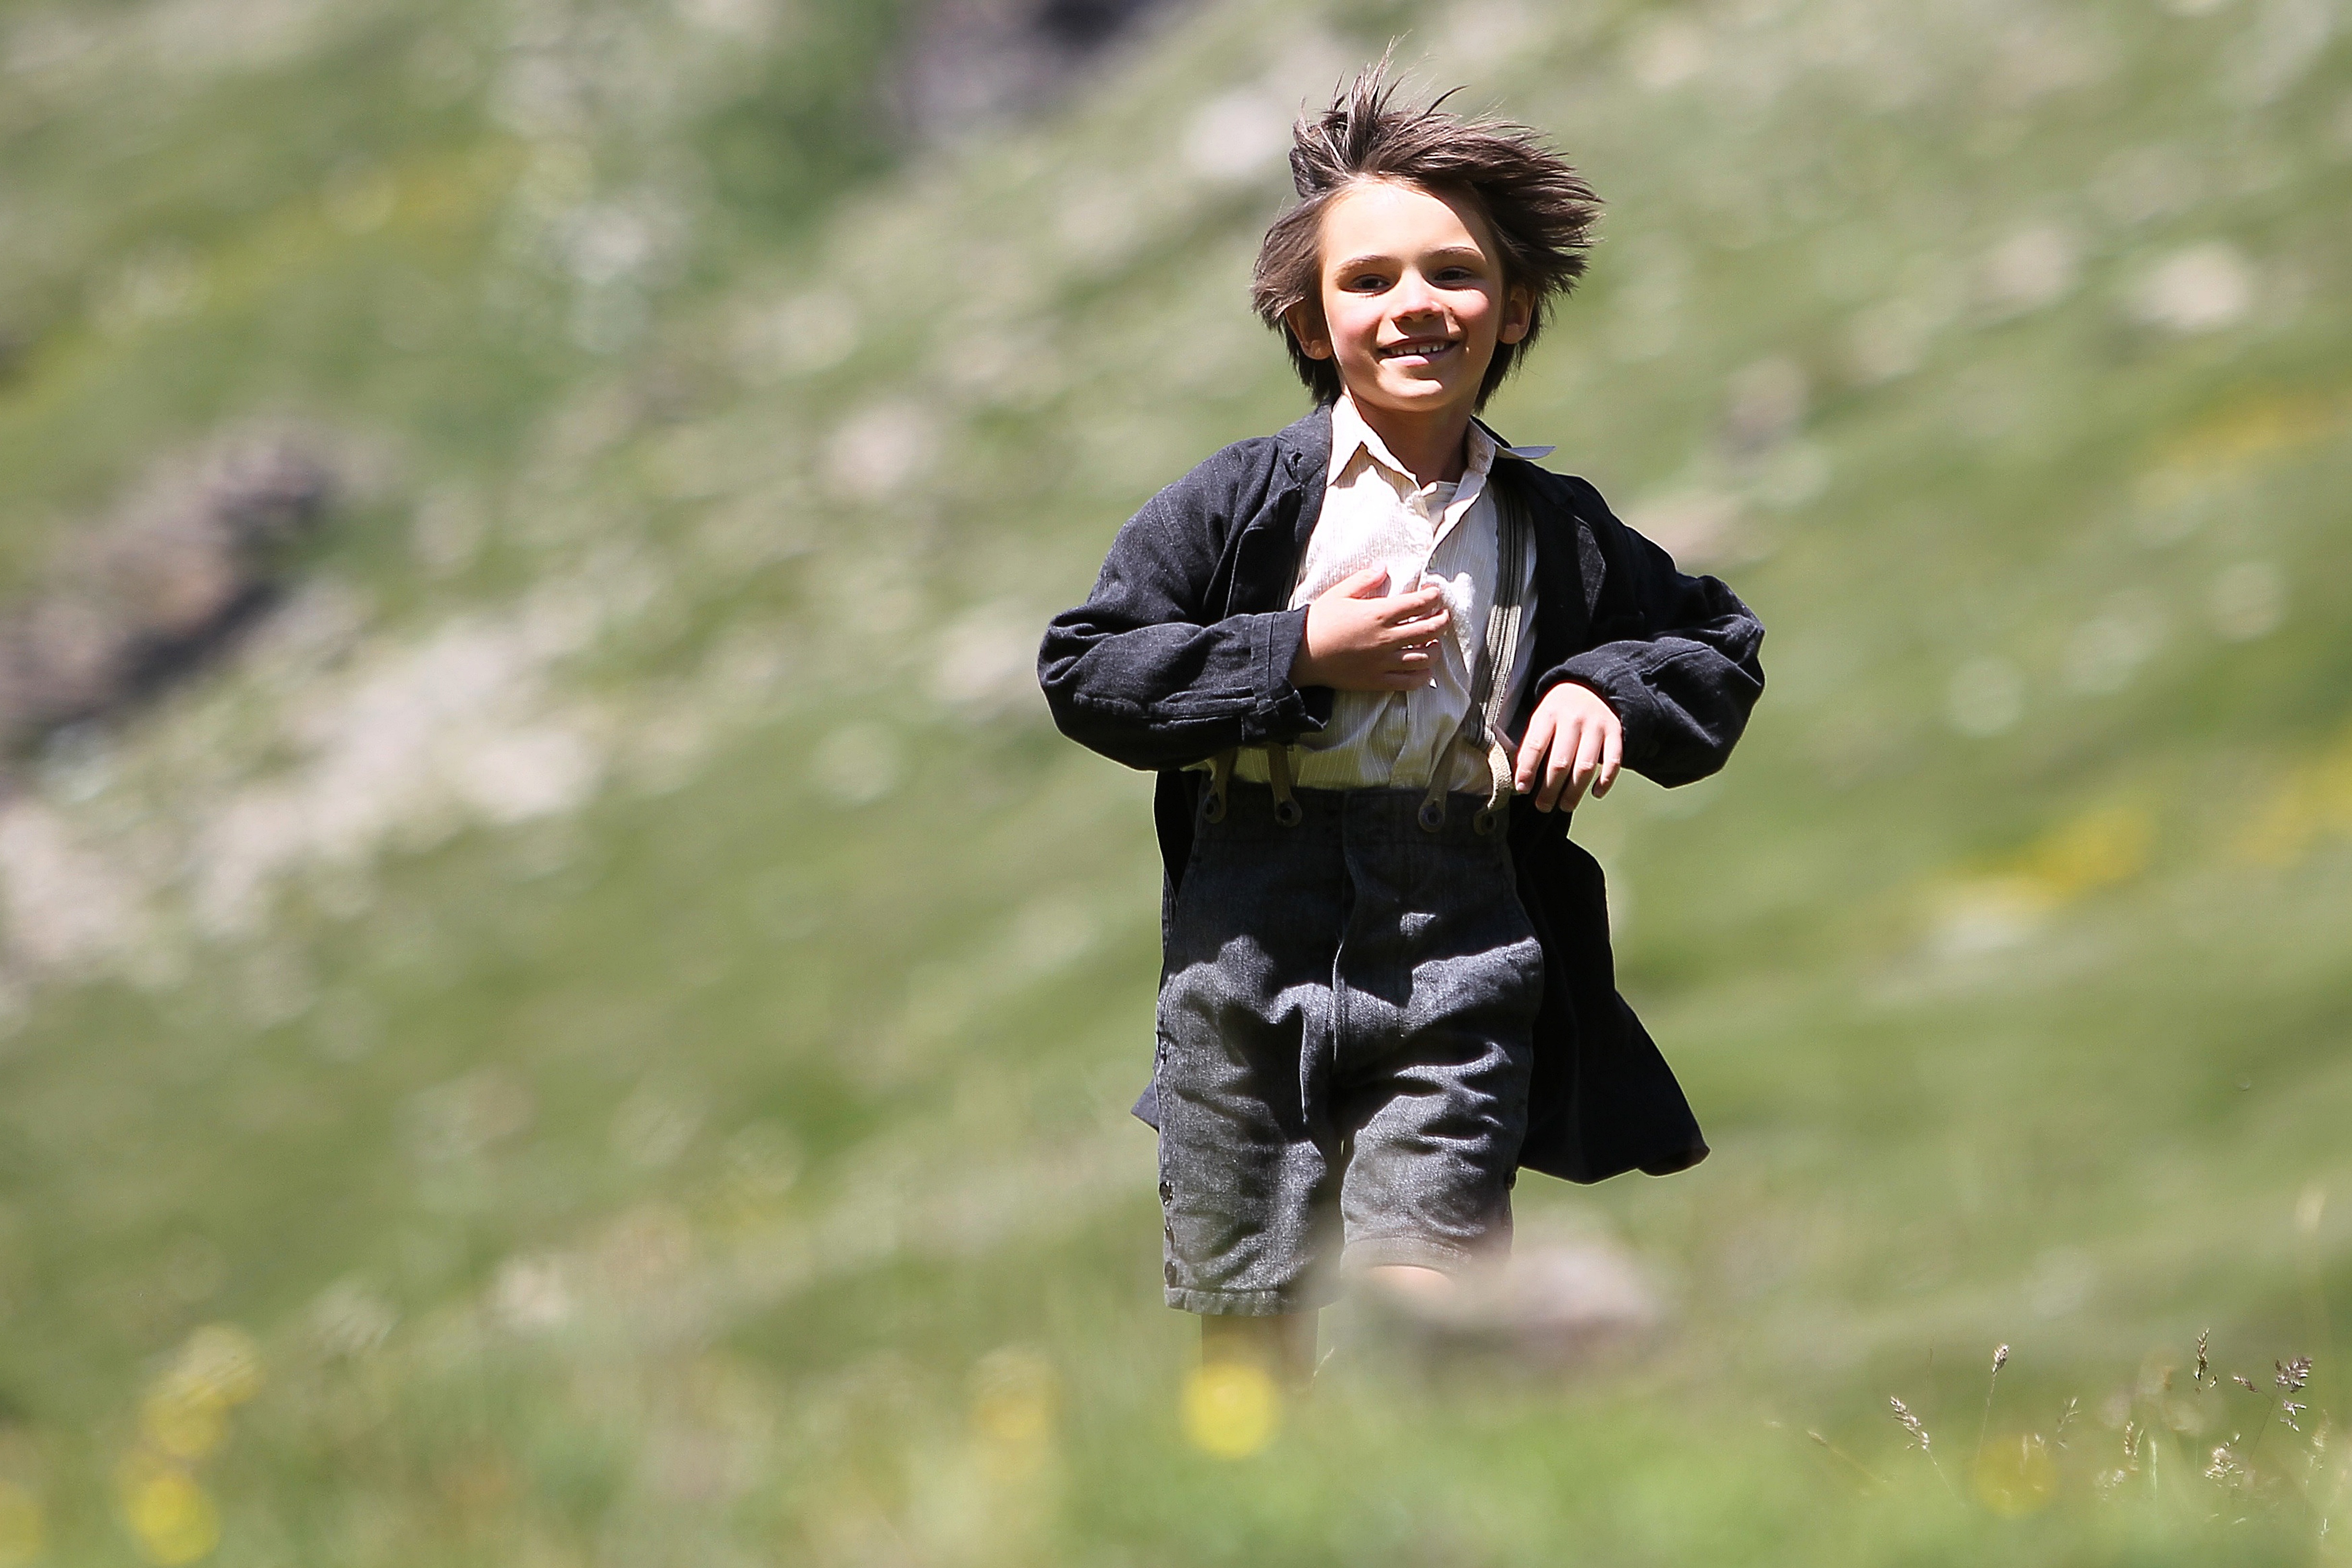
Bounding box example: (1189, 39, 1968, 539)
(0, 435, 335, 755)
(893, 0, 1193, 139)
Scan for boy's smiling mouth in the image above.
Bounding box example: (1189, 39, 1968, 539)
(1376, 336, 1458, 362)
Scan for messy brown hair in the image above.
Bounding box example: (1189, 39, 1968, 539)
(1250, 59, 1602, 410)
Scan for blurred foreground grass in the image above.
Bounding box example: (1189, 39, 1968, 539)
(0, 0, 2350, 1561)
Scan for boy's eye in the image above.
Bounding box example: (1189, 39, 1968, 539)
(1348, 273, 1389, 291)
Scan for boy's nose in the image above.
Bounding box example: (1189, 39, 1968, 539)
(1391, 272, 1442, 316)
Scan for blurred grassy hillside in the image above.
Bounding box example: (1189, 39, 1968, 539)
(0, 0, 2349, 1562)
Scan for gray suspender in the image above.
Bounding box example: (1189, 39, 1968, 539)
(1418, 477, 1529, 836)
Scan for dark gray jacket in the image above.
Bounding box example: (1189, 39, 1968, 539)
(1037, 405, 1764, 1182)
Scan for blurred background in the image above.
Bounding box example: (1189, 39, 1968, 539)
(0, 0, 2347, 1560)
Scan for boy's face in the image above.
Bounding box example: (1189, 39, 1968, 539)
(1286, 178, 1532, 423)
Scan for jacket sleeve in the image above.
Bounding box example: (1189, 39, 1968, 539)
(1038, 450, 1329, 773)
(1537, 490, 1766, 789)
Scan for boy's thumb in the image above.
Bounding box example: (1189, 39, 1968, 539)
(1337, 566, 1389, 598)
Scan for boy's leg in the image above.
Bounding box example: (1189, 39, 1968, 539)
(1360, 1263, 1454, 1306)
(1200, 1311, 1320, 1389)
(1330, 795, 1544, 1282)
(1155, 783, 1348, 1321)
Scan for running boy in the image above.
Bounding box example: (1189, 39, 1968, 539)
(1039, 64, 1765, 1383)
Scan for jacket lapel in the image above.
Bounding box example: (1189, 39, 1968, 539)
(1490, 460, 1594, 731)
(1225, 404, 1332, 617)
(1274, 402, 1332, 562)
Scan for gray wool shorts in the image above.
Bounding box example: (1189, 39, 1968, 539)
(1153, 779, 1545, 1316)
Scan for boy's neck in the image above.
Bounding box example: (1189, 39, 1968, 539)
(1343, 391, 1476, 487)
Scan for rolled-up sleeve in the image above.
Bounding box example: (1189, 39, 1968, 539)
(1039, 453, 1329, 773)
(1537, 521, 1764, 788)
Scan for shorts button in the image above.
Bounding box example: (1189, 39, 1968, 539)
(1158, 1181, 1173, 1203)
(1164, 1262, 1179, 1286)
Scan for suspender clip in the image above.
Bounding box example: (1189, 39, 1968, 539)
(1202, 749, 1235, 825)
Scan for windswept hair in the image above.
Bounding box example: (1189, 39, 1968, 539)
(1250, 58, 1602, 410)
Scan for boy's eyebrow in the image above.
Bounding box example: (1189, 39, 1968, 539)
(1329, 244, 1491, 274)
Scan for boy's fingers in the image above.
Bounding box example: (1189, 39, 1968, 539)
(1379, 601, 1446, 630)
(1514, 716, 1554, 791)
(1559, 722, 1603, 809)
(1378, 590, 1446, 625)
(1375, 612, 1448, 648)
(1335, 566, 1389, 599)
(1537, 721, 1578, 810)
(1564, 724, 1605, 809)
(1594, 721, 1624, 796)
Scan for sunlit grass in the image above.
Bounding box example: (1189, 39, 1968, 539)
(0, 0, 2346, 1561)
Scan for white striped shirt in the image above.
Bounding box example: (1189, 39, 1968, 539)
(1233, 393, 1553, 793)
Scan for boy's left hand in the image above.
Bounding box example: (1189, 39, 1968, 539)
(1514, 682, 1623, 812)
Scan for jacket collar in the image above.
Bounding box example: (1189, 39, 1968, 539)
(1274, 402, 1334, 483)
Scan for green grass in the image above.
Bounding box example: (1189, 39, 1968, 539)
(0, 0, 2349, 1561)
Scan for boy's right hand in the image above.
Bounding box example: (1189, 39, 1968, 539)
(1289, 567, 1451, 692)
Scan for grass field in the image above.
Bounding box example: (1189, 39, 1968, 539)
(0, 0, 2349, 1561)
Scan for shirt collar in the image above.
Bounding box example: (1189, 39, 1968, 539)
(1476, 419, 1556, 464)
(1327, 392, 1554, 487)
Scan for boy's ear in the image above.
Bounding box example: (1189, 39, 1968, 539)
(1284, 303, 1334, 361)
(1498, 283, 1535, 346)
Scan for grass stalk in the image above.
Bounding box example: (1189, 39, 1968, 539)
(1889, 1397, 1960, 1504)
(1806, 1430, 1886, 1492)
(1975, 1343, 2009, 1467)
